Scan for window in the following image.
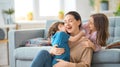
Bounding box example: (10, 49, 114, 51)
(14, 0, 63, 21)
(14, 0, 33, 21)
(39, 0, 61, 16)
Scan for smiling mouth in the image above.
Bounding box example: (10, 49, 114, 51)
(67, 26, 72, 30)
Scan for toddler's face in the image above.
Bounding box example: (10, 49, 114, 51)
(58, 24, 66, 32)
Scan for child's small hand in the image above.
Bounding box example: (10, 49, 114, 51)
(82, 38, 96, 51)
(50, 45, 65, 55)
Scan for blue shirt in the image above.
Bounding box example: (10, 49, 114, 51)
(51, 31, 70, 65)
(51, 31, 70, 48)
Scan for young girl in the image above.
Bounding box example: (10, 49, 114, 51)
(48, 21, 84, 66)
(82, 13, 109, 51)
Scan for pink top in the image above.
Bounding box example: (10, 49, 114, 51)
(82, 22, 101, 52)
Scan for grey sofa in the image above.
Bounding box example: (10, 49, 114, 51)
(8, 17, 120, 67)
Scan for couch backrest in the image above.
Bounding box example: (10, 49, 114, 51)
(107, 17, 120, 45)
(44, 17, 120, 45)
(9, 29, 44, 48)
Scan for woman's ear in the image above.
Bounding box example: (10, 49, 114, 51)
(77, 20, 81, 26)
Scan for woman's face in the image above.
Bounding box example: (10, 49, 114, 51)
(64, 14, 80, 35)
(88, 17, 96, 31)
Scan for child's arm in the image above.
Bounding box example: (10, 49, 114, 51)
(69, 30, 85, 42)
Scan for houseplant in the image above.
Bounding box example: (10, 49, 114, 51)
(114, 4, 120, 16)
(89, 0, 94, 8)
(2, 8, 15, 24)
(27, 12, 33, 21)
(58, 10, 64, 20)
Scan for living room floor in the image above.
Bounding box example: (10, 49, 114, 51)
(0, 65, 9, 67)
(0, 43, 9, 67)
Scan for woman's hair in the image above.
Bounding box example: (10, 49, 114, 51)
(47, 21, 64, 38)
(91, 13, 109, 46)
(65, 11, 82, 28)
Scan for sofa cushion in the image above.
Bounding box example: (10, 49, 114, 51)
(92, 49, 120, 63)
(114, 27, 120, 41)
(107, 27, 114, 44)
(14, 46, 52, 60)
(112, 17, 120, 42)
(106, 17, 115, 44)
(92, 64, 120, 67)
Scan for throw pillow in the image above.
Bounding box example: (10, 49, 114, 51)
(106, 40, 120, 49)
(25, 37, 51, 47)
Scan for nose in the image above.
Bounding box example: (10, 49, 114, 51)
(64, 21, 69, 26)
(64, 23, 68, 28)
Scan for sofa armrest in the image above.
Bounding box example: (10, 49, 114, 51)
(8, 28, 45, 67)
(8, 28, 45, 49)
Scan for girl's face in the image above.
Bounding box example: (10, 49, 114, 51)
(58, 24, 66, 32)
(88, 17, 96, 32)
(64, 14, 80, 35)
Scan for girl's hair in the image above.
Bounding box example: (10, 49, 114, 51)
(91, 13, 109, 46)
(65, 11, 82, 28)
(47, 21, 64, 38)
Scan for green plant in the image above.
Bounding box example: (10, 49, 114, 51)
(2, 8, 14, 15)
(58, 10, 64, 20)
(59, 10, 64, 14)
(89, 0, 94, 8)
(114, 4, 120, 16)
(101, 0, 108, 3)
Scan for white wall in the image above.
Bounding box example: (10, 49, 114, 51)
(76, 0, 93, 19)
(64, 0, 76, 14)
(64, 0, 93, 20)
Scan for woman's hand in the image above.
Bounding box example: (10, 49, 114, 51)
(53, 59, 69, 67)
(49, 45, 65, 55)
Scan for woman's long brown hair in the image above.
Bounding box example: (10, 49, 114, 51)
(91, 13, 109, 46)
(47, 21, 64, 38)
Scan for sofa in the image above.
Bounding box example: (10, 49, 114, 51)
(8, 17, 120, 67)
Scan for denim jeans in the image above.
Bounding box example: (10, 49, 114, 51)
(30, 50, 52, 67)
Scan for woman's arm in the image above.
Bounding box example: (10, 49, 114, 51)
(69, 31, 85, 42)
(54, 47, 93, 67)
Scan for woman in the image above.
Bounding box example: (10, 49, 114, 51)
(30, 11, 94, 67)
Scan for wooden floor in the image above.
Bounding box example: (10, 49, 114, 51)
(0, 43, 9, 67)
(0, 65, 9, 67)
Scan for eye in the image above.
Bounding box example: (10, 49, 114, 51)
(89, 20, 93, 24)
(64, 21, 68, 24)
(69, 19, 73, 22)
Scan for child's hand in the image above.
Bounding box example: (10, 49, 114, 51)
(81, 38, 96, 51)
(49, 45, 65, 55)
